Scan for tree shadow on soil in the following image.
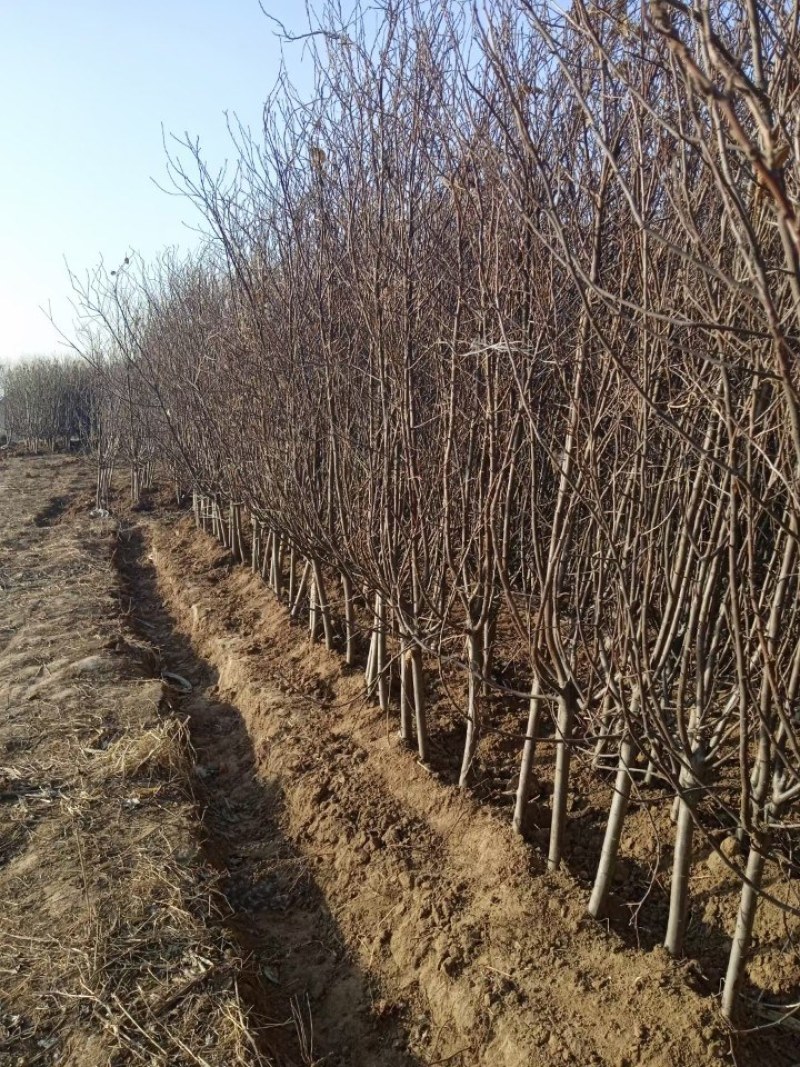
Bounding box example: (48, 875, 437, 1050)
(114, 524, 425, 1067)
(32, 495, 70, 527)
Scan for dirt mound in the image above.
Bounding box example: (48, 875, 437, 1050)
(137, 511, 764, 1067)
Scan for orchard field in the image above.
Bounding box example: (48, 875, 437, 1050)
(0, 448, 796, 1066)
(2, 0, 800, 1061)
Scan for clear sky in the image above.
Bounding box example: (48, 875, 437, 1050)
(0, 1, 318, 364)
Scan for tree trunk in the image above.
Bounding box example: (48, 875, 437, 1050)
(721, 831, 768, 1019)
(548, 683, 578, 871)
(459, 632, 483, 788)
(664, 745, 705, 956)
(592, 690, 615, 768)
(251, 516, 261, 573)
(400, 639, 414, 744)
(410, 643, 429, 762)
(341, 572, 355, 666)
(365, 592, 379, 698)
(261, 528, 272, 582)
(288, 544, 297, 604)
(309, 570, 319, 642)
(482, 614, 495, 697)
(514, 675, 543, 834)
(311, 559, 334, 651)
(376, 592, 389, 714)
(290, 561, 309, 619)
(588, 734, 634, 918)
(271, 533, 283, 598)
(229, 502, 245, 563)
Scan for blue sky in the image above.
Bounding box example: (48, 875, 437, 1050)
(0, 1, 318, 363)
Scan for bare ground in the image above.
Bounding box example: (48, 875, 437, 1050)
(1, 453, 798, 1066)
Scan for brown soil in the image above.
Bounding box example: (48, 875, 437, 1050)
(2, 453, 798, 1066)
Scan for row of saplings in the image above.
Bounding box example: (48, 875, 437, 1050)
(191, 489, 787, 1023)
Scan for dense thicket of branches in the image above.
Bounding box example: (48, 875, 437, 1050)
(0, 357, 96, 450)
(73, 0, 800, 1020)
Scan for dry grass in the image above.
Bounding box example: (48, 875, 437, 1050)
(0, 692, 281, 1067)
(0, 455, 286, 1067)
(89, 716, 193, 783)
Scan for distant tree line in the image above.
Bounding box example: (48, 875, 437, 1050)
(71, 0, 800, 1022)
(0, 357, 97, 451)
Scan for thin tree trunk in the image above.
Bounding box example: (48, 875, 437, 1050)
(290, 561, 309, 618)
(272, 533, 283, 598)
(212, 499, 224, 543)
(288, 545, 297, 603)
(228, 502, 236, 559)
(721, 832, 768, 1019)
(459, 632, 483, 788)
(588, 734, 634, 918)
(229, 502, 245, 563)
(261, 528, 272, 582)
(514, 674, 543, 834)
(311, 559, 334, 650)
(376, 592, 389, 714)
(722, 724, 774, 1018)
(251, 516, 261, 573)
(309, 570, 319, 642)
(592, 690, 615, 768)
(341, 572, 355, 666)
(410, 643, 429, 762)
(548, 683, 578, 871)
(365, 594, 379, 698)
(482, 615, 495, 697)
(365, 631, 377, 696)
(664, 745, 705, 956)
(400, 638, 414, 744)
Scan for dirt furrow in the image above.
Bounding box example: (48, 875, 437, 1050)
(116, 523, 427, 1067)
(136, 514, 744, 1067)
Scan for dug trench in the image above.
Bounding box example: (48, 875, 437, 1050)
(110, 504, 778, 1067)
(114, 524, 424, 1067)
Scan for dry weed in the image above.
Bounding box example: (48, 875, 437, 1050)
(89, 714, 193, 784)
(0, 460, 285, 1066)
